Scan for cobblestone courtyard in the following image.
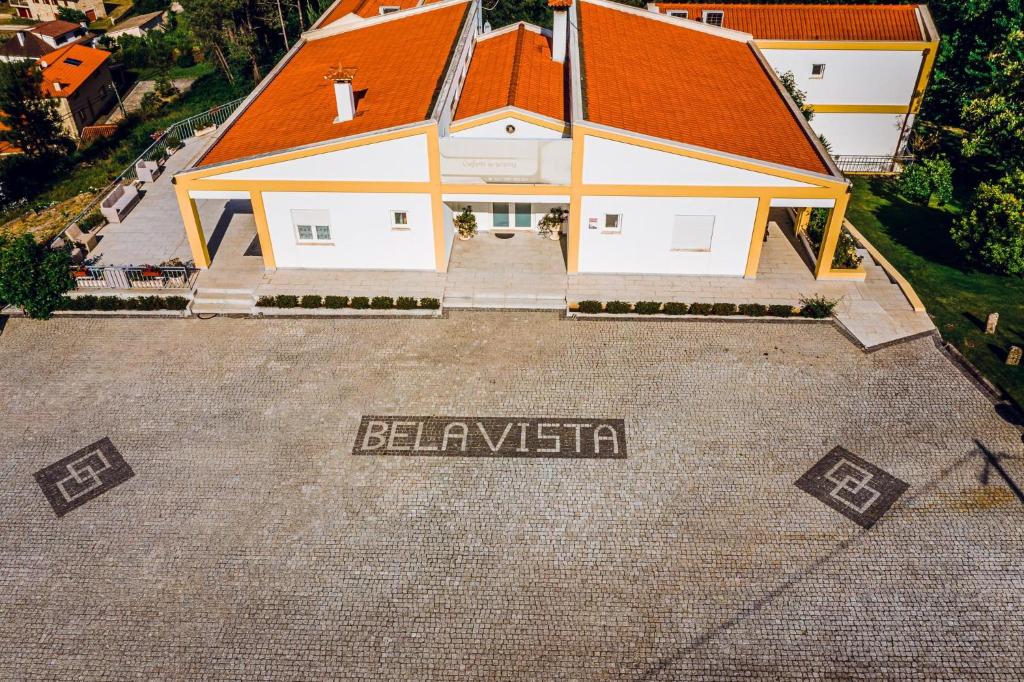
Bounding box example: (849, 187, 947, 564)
(0, 313, 1021, 680)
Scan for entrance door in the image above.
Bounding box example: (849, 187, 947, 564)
(514, 203, 531, 229)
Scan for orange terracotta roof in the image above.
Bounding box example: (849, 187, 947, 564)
(653, 3, 925, 41)
(39, 43, 111, 97)
(0, 121, 21, 155)
(316, 0, 442, 27)
(454, 25, 567, 123)
(548, 0, 573, 8)
(580, 1, 829, 175)
(199, 1, 469, 167)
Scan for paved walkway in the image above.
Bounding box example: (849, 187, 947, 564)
(443, 231, 567, 308)
(104, 78, 197, 125)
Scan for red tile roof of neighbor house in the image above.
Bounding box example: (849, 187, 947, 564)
(316, 0, 442, 27)
(653, 3, 926, 41)
(579, 1, 830, 175)
(198, 1, 470, 167)
(39, 43, 111, 97)
(455, 24, 567, 123)
(31, 19, 83, 38)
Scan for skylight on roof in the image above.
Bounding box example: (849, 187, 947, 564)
(702, 10, 724, 27)
(64, 57, 83, 66)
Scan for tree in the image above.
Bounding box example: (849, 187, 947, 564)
(950, 170, 1024, 275)
(0, 234, 74, 319)
(897, 157, 954, 206)
(0, 60, 73, 159)
(960, 30, 1024, 174)
(776, 70, 814, 122)
(57, 7, 88, 23)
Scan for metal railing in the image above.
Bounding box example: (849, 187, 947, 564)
(71, 265, 197, 290)
(835, 155, 915, 175)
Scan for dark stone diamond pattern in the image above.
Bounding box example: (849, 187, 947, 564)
(795, 446, 909, 529)
(34, 438, 134, 517)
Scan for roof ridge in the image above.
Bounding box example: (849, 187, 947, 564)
(305, 0, 471, 42)
(582, 0, 752, 42)
(506, 24, 527, 108)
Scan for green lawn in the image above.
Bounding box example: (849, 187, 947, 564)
(848, 178, 1024, 405)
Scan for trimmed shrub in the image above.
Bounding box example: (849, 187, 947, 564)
(634, 301, 662, 315)
(256, 296, 276, 307)
(663, 302, 688, 315)
(350, 296, 370, 309)
(419, 297, 440, 310)
(767, 304, 795, 318)
(710, 303, 738, 316)
(396, 296, 417, 310)
(96, 296, 123, 311)
(78, 210, 105, 232)
(798, 295, 838, 319)
(274, 294, 298, 308)
(605, 301, 631, 314)
(323, 295, 347, 309)
(738, 303, 767, 317)
(300, 294, 322, 309)
(577, 300, 603, 314)
(688, 302, 713, 315)
(164, 296, 189, 311)
(370, 296, 394, 309)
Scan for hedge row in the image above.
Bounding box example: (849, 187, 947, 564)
(58, 295, 190, 311)
(255, 295, 441, 310)
(575, 296, 837, 319)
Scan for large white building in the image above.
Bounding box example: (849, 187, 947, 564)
(174, 0, 937, 280)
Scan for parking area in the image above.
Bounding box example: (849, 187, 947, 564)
(0, 313, 1021, 679)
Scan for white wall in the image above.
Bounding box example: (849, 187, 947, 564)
(577, 196, 758, 276)
(262, 191, 436, 270)
(207, 134, 430, 182)
(582, 136, 815, 187)
(810, 112, 909, 157)
(761, 49, 923, 107)
(451, 116, 566, 139)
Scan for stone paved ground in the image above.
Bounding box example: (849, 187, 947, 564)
(0, 313, 1021, 680)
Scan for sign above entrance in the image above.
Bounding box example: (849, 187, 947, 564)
(439, 138, 572, 184)
(353, 416, 627, 459)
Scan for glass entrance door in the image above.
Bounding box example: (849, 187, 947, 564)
(514, 203, 532, 228)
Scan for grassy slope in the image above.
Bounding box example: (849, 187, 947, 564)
(848, 178, 1024, 405)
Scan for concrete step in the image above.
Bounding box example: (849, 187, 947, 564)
(444, 294, 565, 310)
(191, 289, 256, 315)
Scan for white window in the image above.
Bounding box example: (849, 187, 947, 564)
(391, 210, 409, 230)
(811, 63, 826, 79)
(292, 209, 332, 243)
(671, 215, 715, 252)
(667, 10, 688, 18)
(603, 213, 623, 234)
(379, 6, 400, 14)
(702, 10, 724, 27)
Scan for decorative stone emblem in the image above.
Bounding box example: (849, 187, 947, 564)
(1007, 346, 1022, 367)
(795, 447, 908, 529)
(353, 416, 627, 459)
(985, 312, 999, 335)
(34, 438, 134, 517)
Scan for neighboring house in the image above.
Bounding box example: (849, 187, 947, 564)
(9, 0, 107, 22)
(648, 3, 940, 173)
(0, 20, 93, 62)
(38, 43, 114, 138)
(172, 0, 911, 281)
(104, 11, 166, 40)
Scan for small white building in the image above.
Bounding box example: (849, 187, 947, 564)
(174, 0, 932, 280)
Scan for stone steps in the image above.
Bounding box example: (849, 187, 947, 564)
(191, 288, 256, 315)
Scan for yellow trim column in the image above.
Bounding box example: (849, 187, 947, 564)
(814, 191, 851, 279)
(427, 126, 448, 272)
(566, 128, 585, 273)
(794, 206, 811, 235)
(743, 197, 773, 279)
(174, 182, 211, 268)
(248, 190, 276, 270)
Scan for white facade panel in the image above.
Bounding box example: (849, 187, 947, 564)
(811, 112, 908, 157)
(761, 49, 922, 107)
(206, 134, 431, 182)
(262, 191, 436, 270)
(451, 117, 566, 139)
(581, 136, 815, 187)
(577, 195, 758, 276)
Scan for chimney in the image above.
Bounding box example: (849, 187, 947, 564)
(52, 81, 63, 93)
(16, 31, 25, 47)
(325, 65, 358, 123)
(549, 0, 571, 64)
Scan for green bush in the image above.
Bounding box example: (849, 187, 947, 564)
(0, 234, 74, 319)
(738, 303, 767, 317)
(798, 295, 838, 318)
(688, 302, 713, 315)
(78, 210, 105, 231)
(577, 300, 603, 314)
(256, 296, 275, 307)
(96, 296, 123, 311)
(897, 156, 954, 206)
(950, 170, 1024, 276)
(396, 296, 417, 310)
(350, 296, 370, 309)
(418, 297, 440, 310)
(274, 294, 298, 308)
(663, 302, 688, 315)
(300, 294, 322, 309)
(370, 296, 394, 309)
(164, 296, 189, 310)
(634, 301, 662, 315)
(767, 304, 795, 318)
(323, 295, 348, 309)
(710, 303, 738, 316)
(62, 294, 96, 310)
(605, 301, 631, 314)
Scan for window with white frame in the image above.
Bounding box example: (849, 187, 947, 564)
(702, 10, 724, 26)
(391, 210, 409, 230)
(810, 63, 826, 79)
(670, 215, 715, 252)
(603, 213, 623, 233)
(667, 10, 688, 18)
(292, 209, 332, 243)
(379, 6, 400, 14)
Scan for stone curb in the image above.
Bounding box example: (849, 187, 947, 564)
(566, 311, 831, 323)
(252, 307, 442, 318)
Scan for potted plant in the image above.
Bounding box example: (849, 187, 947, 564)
(454, 206, 477, 240)
(141, 264, 162, 278)
(537, 207, 567, 241)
